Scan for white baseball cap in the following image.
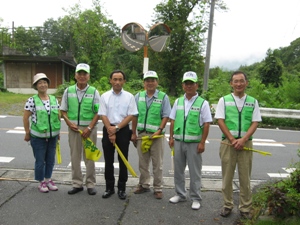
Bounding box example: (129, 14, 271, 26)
(76, 63, 90, 73)
(182, 71, 198, 82)
(32, 73, 50, 87)
(143, 71, 158, 80)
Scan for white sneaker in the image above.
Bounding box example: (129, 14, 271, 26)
(46, 180, 58, 191)
(38, 181, 49, 193)
(191, 201, 201, 210)
(169, 195, 186, 204)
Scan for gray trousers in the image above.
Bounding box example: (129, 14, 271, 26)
(68, 126, 97, 188)
(174, 140, 202, 202)
(136, 131, 164, 192)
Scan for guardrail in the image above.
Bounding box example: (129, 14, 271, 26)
(211, 104, 300, 119)
(260, 107, 300, 119)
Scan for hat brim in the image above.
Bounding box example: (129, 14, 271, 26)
(144, 76, 158, 80)
(32, 77, 50, 86)
(182, 78, 197, 83)
(32, 78, 51, 89)
(76, 69, 90, 74)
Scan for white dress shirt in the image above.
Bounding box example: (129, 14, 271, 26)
(98, 88, 138, 125)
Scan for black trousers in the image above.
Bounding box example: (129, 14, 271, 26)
(102, 125, 131, 191)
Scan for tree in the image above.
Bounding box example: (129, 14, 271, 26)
(12, 27, 44, 56)
(149, 0, 205, 96)
(274, 37, 300, 72)
(150, 0, 226, 96)
(41, 18, 72, 56)
(61, 1, 121, 81)
(259, 49, 283, 87)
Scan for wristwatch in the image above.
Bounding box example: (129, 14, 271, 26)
(158, 127, 163, 131)
(115, 125, 120, 132)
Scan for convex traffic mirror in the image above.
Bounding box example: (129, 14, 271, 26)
(121, 22, 171, 52)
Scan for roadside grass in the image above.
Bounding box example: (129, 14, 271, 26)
(0, 92, 32, 116)
(250, 217, 300, 225)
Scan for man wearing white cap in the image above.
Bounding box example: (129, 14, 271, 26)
(60, 63, 100, 195)
(168, 71, 212, 210)
(131, 71, 171, 199)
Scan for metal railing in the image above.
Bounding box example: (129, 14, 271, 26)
(260, 107, 300, 119)
(211, 104, 300, 119)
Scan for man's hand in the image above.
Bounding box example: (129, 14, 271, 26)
(107, 125, 117, 136)
(81, 127, 91, 139)
(232, 138, 246, 150)
(109, 133, 116, 145)
(68, 122, 79, 132)
(168, 137, 174, 148)
(197, 142, 205, 154)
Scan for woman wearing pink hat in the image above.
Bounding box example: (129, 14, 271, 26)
(23, 73, 61, 193)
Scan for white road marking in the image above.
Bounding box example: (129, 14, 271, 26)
(267, 167, 296, 178)
(67, 161, 119, 169)
(0, 156, 15, 163)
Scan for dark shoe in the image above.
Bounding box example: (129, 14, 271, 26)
(102, 189, 115, 198)
(68, 187, 84, 195)
(134, 185, 150, 194)
(240, 211, 252, 220)
(118, 190, 127, 200)
(220, 207, 232, 217)
(154, 191, 163, 199)
(87, 187, 97, 195)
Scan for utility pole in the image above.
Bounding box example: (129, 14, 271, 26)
(203, 0, 215, 92)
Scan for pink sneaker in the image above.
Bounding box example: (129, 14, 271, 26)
(46, 180, 58, 191)
(38, 181, 49, 193)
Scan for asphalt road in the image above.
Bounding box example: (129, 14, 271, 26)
(0, 115, 299, 181)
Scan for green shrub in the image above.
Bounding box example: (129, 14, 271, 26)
(252, 149, 300, 220)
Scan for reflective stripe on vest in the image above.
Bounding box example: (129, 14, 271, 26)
(137, 91, 165, 133)
(30, 95, 60, 138)
(222, 94, 255, 140)
(67, 85, 99, 126)
(173, 96, 204, 142)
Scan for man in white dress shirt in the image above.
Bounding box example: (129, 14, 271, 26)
(98, 70, 138, 200)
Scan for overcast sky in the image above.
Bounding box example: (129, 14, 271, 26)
(1, 0, 300, 70)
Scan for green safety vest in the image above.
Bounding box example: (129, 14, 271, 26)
(30, 95, 60, 138)
(67, 85, 99, 126)
(222, 94, 256, 140)
(174, 96, 204, 142)
(137, 91, 166, 133)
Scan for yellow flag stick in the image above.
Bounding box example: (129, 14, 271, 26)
(221, 141, 272, 156)
(171, 147, 174, 171)
(56, 140, 62, 164)
(136, 135, 164, 140)
(115, 143, 138, 177)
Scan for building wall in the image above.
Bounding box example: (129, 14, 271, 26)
(5, 62, 63, 89)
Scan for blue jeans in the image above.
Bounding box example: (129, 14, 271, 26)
(30, 136, 58, 181)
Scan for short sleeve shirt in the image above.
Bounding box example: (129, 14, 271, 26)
(24, 97, 60, 123)
(169, 93, 212, 126)
(215, 93, 262, 122)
